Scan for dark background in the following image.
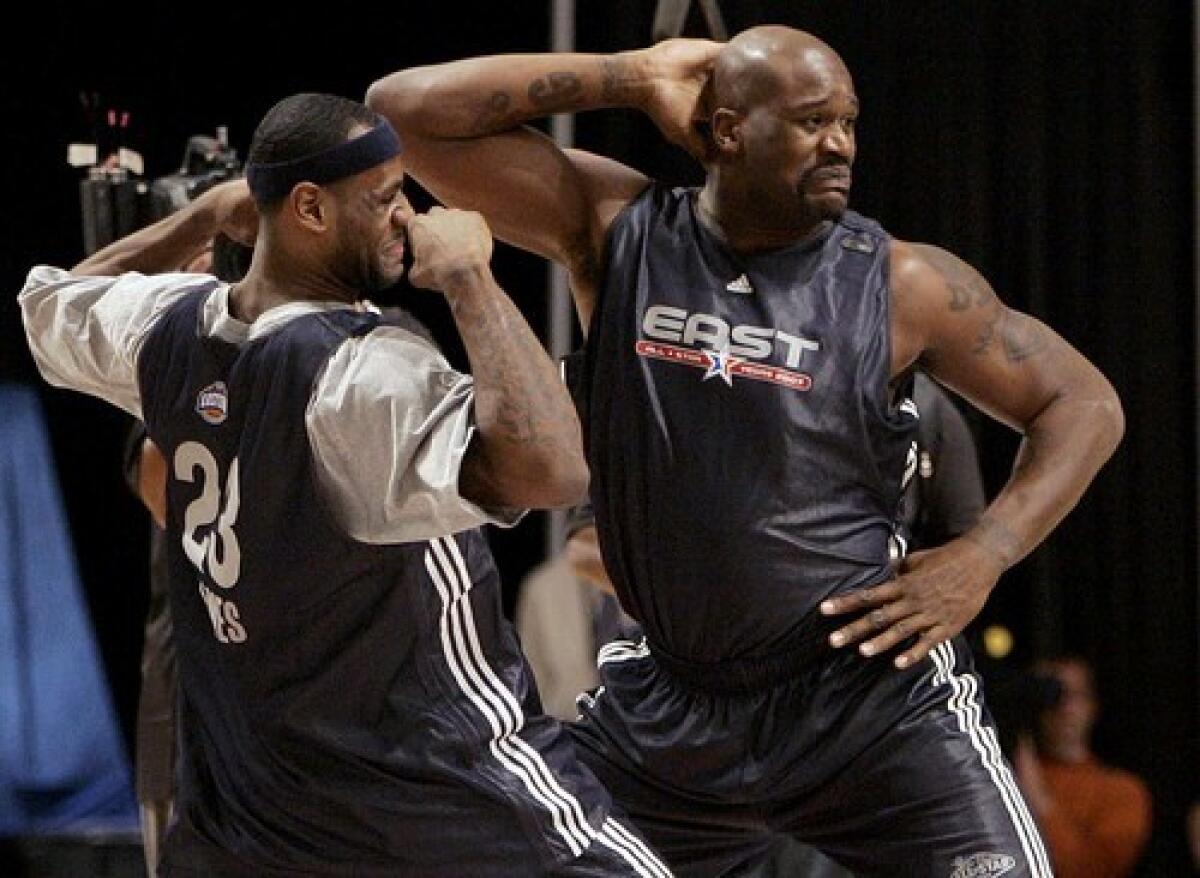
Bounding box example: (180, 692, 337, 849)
(1, 2, 1194, 874)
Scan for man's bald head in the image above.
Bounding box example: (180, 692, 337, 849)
(713, 26, 851, 111)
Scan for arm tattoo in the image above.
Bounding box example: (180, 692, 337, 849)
(972, 302, 1003, 356)
(453, 286, 580, 454)
(918, 246, 993, 312)
(966, 514, 1025, 570)
(946, 278, 974, 311)
(1000, 312, 1050, 361)
(600, 57, 641, 103)
(527, 72, 584, 112)
(973, 304, 1050, 362)
(469, 91, 516, 134)
(916, 244, 1051, 363)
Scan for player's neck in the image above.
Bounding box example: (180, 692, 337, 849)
(697, 182, 827, 255)
(229, 249, 357, 324)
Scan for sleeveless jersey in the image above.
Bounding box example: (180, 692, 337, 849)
(139, 290, 610, 873)
(584, 185, 917, 664)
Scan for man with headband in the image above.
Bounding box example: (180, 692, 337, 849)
(20, 93, 673, 877)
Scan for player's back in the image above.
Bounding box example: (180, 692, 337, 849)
(137, 289, 588, 874)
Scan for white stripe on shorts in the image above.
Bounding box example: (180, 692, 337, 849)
(597, 817, 674, 878)
(931, 642, 1053, 877)
(426, 537, 592, 855)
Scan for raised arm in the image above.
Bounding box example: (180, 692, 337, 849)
(406, 207, 588, 509)
(19, 180, 258, 417)
(823, 242, 1124, 667)
(71, 179, 257, 277)
(365, 39, 720, 322)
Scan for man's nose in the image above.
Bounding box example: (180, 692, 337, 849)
(821, 123, 853, 160)
(390, 199, 414, 228)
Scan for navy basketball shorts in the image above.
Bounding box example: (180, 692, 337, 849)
(569, 634, 1052, 877)
(159, 790, 672, 877)
(160, 823, 669, 878)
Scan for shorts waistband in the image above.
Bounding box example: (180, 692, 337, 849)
(645, 615, 841, 695)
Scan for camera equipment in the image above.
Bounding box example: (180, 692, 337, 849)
(79, 166, 153, 256)
(78, 127, 241, 255)
(149, 128, 240, 219)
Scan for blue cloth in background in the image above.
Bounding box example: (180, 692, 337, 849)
(0, 383, 137, 834)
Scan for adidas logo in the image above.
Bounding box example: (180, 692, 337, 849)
(725, 274, 754, 294)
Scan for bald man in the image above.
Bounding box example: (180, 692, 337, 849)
(367, 27, 1123, 876)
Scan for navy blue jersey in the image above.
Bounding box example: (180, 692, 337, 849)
(137, 290, 620, 874)
(584, 185, 917, 664)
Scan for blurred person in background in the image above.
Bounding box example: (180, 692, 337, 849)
(1014, 656, 1151, 877)
(516, 505, 632, 722)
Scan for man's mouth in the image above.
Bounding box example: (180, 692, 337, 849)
(383, 237, 406, 261)
(806, 167, 852, 191)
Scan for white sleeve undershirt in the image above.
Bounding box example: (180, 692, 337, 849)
(18, 265, 521, 543)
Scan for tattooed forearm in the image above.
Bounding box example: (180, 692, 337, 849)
(965, 514, 1026, 571)
(448, 277, 582, 456)
(527, 72, 584, 112)
(600, 56, 643, 103)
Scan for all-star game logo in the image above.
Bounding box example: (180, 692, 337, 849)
(196, 381, 229, 425)
(949, 853, 1017, 878)
(636, 304, 819, 391)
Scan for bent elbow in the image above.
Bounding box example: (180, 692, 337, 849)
(528, 452, 590, 509)
(1099, 388, 1125, 456)
(365, 70, 430, 124)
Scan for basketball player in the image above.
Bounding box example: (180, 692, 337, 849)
(20, 93, 671, 877)
(365, 26, 1123, 876)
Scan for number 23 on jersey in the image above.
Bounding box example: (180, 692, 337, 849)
(174, 441, 247, 644)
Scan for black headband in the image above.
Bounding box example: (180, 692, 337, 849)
(245, 119, 403, 201)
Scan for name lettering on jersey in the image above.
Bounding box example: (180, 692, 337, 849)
(199, 581, 247, 644)
(637, 304, 820, 391)
(196, 381, 229, 425)
(949, 853, 1016, 878)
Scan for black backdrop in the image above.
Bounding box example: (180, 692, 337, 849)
(0, 3, 1194, 873)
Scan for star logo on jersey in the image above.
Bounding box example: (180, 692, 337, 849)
(725, 273, 754, 294)
(701, 345, 741, 386)
(636, 305, 819, 392)
(195, 381, 229, 425)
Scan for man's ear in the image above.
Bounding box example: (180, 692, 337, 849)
(711, 108, 743, 157)
(289, 183, 328, 233)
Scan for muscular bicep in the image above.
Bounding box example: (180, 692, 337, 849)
(894, 243, 1095, 433)
(401, 129, 648, 324)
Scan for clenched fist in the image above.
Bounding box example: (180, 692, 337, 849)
(407, 207, 494, 293)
